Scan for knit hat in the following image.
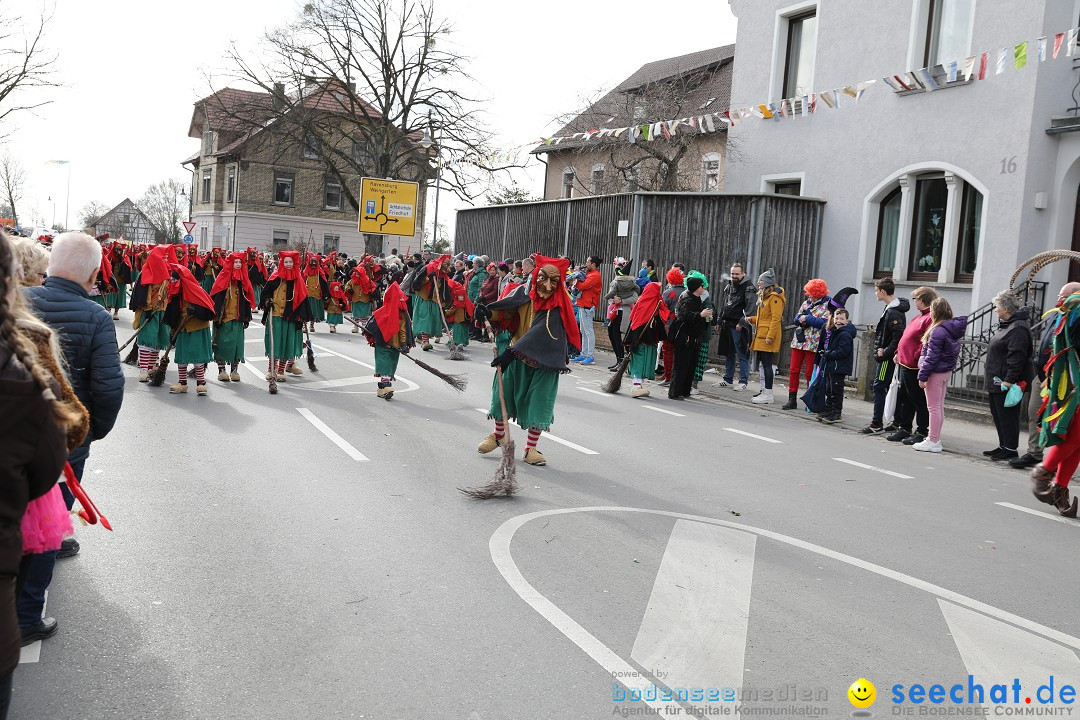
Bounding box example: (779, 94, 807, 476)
(666, 268, 684, 286)
(758, 268, 777, 287)
(686, 270, 708, 289)
(686, 276, 704, 293)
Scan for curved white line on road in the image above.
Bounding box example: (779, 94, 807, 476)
(489, 506, 1080, 697)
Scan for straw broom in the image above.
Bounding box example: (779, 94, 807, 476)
(459, 320, 517, 499)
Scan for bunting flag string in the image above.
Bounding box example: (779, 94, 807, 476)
(436, 25, 1080, 168)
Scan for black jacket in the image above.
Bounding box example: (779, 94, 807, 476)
(985, 308, 1035, 392)
(23, 277, 125, 464)
(821, 322, 858, 376)
(668, 292, 708, 347)
(873, 297, 910, 361)
(719, 277, 755, 324)
(0, 343, 68, 578)
(260, 278, 314, 324)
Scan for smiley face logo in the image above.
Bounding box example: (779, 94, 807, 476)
(848, 678, 876, 708)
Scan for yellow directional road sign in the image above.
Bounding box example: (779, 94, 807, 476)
(358, 177, 419, 238)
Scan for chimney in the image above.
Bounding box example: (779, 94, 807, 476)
(272, 83, 285, 111)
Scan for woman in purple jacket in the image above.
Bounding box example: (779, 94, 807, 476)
(914, 298, 968, 452)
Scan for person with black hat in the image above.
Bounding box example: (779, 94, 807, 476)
(667, 275, 713, 399)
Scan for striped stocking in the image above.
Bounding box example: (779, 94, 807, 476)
(138, 347, 158, 370)
(193, 364, 206, 384)
(177, 365, 188, 384)
(493, 420, 506, 439)
(526, 428, 541, 450)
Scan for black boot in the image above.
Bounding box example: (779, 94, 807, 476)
(1052, 484, 1079, 518)
(782, 392, 797, 410)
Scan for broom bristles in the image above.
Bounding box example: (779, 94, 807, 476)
(122, 343, 139, 366)
(402, 352, 468, 392)
(147, 356, 169, 386)
(306, 342, 318, 371)
(459, 439, 518, 499)
(602, 354, 632, 393)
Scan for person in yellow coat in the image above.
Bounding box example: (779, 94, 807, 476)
(747, 268, 786, 404)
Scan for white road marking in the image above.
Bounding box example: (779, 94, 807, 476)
(310, 345, 421, 391)
(940, 599, 1080, 710)
(296, 408, 369, 462)
(577, 387, 610, 397)
(472, 408, 598, 455)
(833, 457, 913, 479)
(642, 405, 685, 418)
(995, 502, 1079, 526)
(242, 353, 418, 393)
(490, 506, 1080, 704)
(631, 520, 755, 693)
(724, 427, 782, 444)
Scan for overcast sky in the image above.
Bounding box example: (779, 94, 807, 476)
(5, 0, 737, 237)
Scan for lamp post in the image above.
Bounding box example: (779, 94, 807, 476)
(419, 112, 441, 251)
(47, 195, 55, 228)
(45, 160, 70, 230)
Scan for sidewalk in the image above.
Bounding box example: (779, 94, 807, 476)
(573, 345, 1035, 472)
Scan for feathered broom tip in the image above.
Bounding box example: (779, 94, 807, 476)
(147, 356, 170, 387)
(306, 340, 318, 372)
(602, 354, 631, 393)
(122, 343, 139, 366)
(459, 439, 518, 499)
(402, 353, 468, 392)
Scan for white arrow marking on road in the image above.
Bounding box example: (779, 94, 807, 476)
(296, 408, 369, 462)
(472, 409, 598, 455)
(833, 457, 913, 479)
(642, 405, 685, 417)
(995, 502, 1080, 527)
(631, 520, 755, 693)
(725, 427, 782, 444)
(939, 600, 1080, 709)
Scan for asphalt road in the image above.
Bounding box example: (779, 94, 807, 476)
(11, 312, 1080, 720)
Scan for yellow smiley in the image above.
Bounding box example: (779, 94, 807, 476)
(848, 678, 876, 708)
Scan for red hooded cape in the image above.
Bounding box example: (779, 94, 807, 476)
(140, 244, 176, 285)
(167, 263, 215, 312)
(329, 281, 350, 311)
(303, 254, 326, 280)
(530, 255, 580, 351)
(211, 252, 256, 307)
(629, 281, 670, 330)
(350, 266, 373, 294)
(373, 282, 407, 341)
(446, 279, 474, 315)
(425, 254, 452, 277)
(246, 247, 267, 277)
(268, 250, 308, 311)
(98, 247, 112, 286)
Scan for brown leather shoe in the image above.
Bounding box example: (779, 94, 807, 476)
(1052, 484, 1079, 518)
(1031, 464, 1056, 504)
(523, 448, 546, 466)
(477, 433, 505, 454)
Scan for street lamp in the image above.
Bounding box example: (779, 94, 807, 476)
(419, 112, 441, 251)
(45, 160, 70, 230)
(47, 195, 55, 228)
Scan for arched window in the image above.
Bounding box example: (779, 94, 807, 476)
(874, 187, 902, 278)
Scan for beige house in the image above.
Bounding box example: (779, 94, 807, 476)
(183, 84, 427, 257)
(534, 45, 736, 199)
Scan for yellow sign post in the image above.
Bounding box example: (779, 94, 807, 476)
(358, 177, 419, 238)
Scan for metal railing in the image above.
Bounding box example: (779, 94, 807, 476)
(952, 281, 1046, 376)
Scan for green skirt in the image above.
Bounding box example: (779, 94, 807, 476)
(137, 312, 171, 351)
(307, 297, 325, 322)
(488, 360, 560, 431)
(213, 321, 246, 364)
(265, 316, 303, 359)
(327, 312, 343, 324)
(694, 326, 712, 382)
(494, 330, 511, 356)
(175, 327, 214, 365)
(253, 286, 262, 307)
(352, 301, 372, 319)
(629, 343, 658, 381)
(105, 284, 127, 309)
(412, 296, 443, 337)
(452, 322, 470, 346)
(374, 345, 401, 378)
(90, 294, 106, 307)
(200, 275, 215, 294)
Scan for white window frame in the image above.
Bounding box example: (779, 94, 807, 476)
(325, 180, 343, 210)
(303, 132, 320, 160)
(591, 164, 605, 194)
(273, 174, 294, 206)
(702, 153, 722, 192)
(769, 1, 818, 103)
(322, 233, 340, 254)
(226, 166, 236, 203)
(561, 168, 576, 199)
(272, 228, 290, 248)
(201, 170, 211, 203)
(760, 171, 806, 195)
(906, 0, 976, 72)
(858, 162, 989, 289)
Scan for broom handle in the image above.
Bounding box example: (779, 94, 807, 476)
(484, 319, 512, 436)
(431, 277, 455, 337)
(119, 281, 169, 352)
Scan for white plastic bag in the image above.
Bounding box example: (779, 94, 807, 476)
(882, 370, 901, 425)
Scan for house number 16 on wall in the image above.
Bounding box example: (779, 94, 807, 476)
(1000, 156, 1018, 174)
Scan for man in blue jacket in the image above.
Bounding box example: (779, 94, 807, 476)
(24, 232, 124, 558)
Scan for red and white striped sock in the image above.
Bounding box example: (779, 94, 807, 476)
(177, 365, 188, 384)
(276, 360, 287, 374)
(380, 375, 391, 384)
(526, 428, 541, 450)
(193, 364, 206, 384)
(493, 421, 506, 439)
(139, 347, 157, 370)
(216, 362, 226, 374)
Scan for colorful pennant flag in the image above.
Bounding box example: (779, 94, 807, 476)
(1037, 36, 1047, 62)
(915, 68, 938, 91)
(996, 48, 1008, 74)
(947, 60, 959, 83)
(978, 52, 989, 80)
(1069, 28, 1078, 56)
(1015, 41, 1028, 69)
(819, 90, 836, 108)
(962, 56, 976, 81)
(1055, 32, 1065, 59)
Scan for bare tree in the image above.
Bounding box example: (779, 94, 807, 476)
(485, 182, 541, 206)
(0, 151, 23, 224)
(209, 0, 513, 253)
(137, 179, 186, 243)
(0, 3, 57, 135)
(78, 200, 110, 230)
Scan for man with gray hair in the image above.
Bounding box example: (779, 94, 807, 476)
(24, 232, 124, 558)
